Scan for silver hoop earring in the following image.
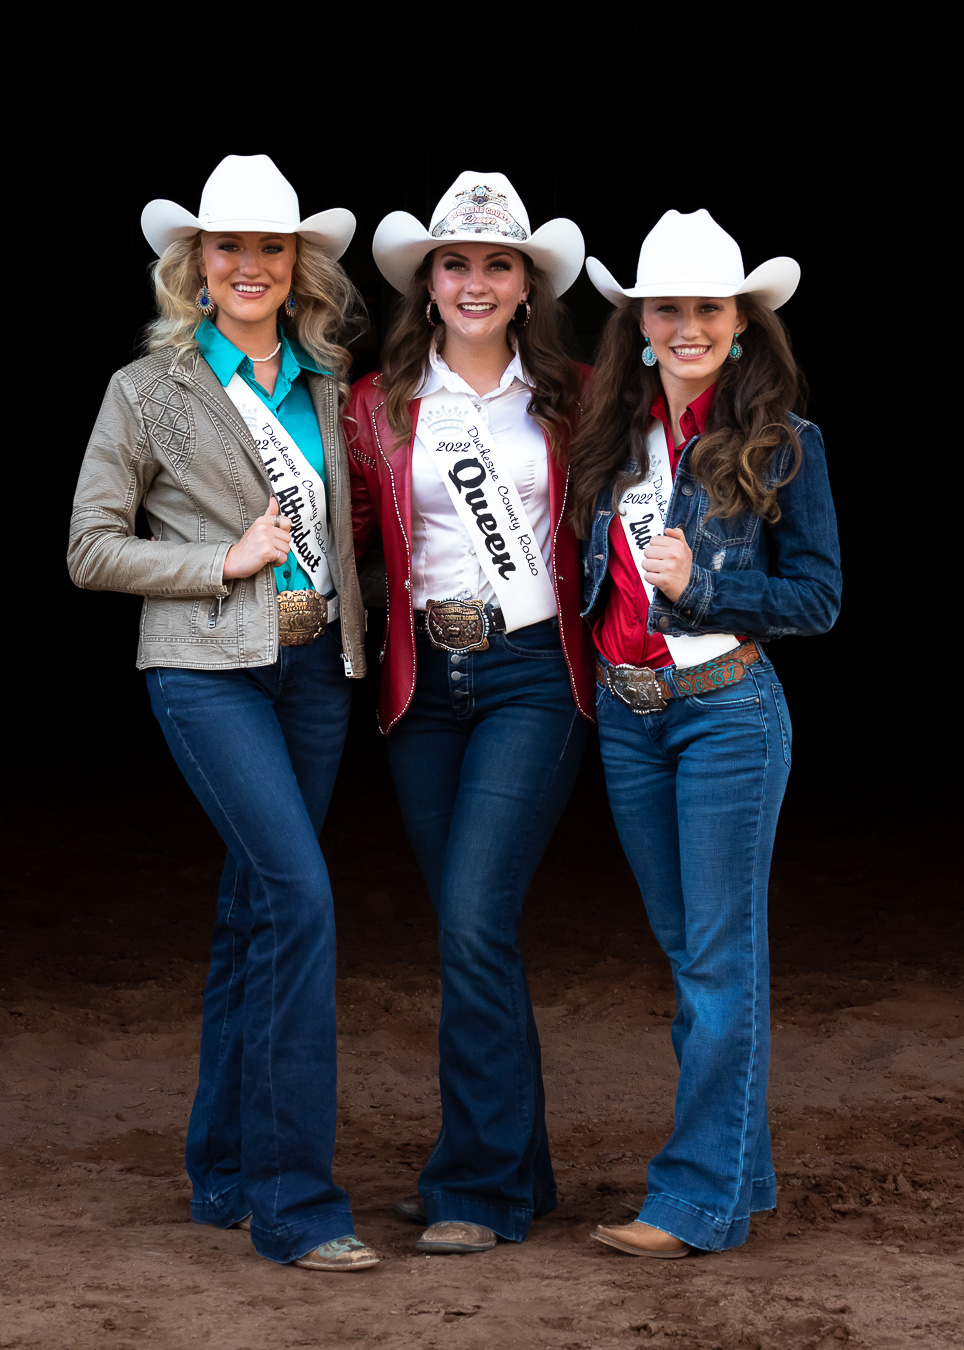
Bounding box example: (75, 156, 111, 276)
(425, 300, 438, 328)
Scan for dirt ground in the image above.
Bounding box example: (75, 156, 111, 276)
(1, 751, 961, 1350)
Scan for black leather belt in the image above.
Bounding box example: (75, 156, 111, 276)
(416, 598, 507, 653)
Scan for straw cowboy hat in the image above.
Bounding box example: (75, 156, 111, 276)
(141, 154, 356, 259)
(372, 171, 585, 297)
(587, 209, 799, 310)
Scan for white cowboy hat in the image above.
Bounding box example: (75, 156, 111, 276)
(141, 154, 356, 259)
(587, 209, 800, 311)
(372, 170, 585, 297)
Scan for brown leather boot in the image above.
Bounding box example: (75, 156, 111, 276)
(591, 1221, 690, 1259)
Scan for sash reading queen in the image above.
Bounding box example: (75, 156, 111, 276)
(417, 393, 556, 633)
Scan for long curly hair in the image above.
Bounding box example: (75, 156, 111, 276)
(377, 252, 580, 456)
(143, 233, 367, 408)
(568, 295, 805, 538)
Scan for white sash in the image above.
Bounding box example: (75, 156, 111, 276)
(416, 389, 556, 632)
(616, 419, 736, 667)
(224, 372, 333, 596)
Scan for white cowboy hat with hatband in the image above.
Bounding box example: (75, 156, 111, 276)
(372, 170, 585, 297)
(141, 154, 356, 259)
(587, 209, 800, 311)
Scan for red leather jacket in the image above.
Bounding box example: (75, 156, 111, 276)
(347, 371, 595, 735)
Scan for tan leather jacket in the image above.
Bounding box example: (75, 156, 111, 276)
(68, 346, 366, 677)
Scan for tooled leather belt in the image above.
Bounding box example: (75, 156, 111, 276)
(596, 640, 761, 715)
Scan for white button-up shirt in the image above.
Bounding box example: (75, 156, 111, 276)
(409, 347, 555, 614)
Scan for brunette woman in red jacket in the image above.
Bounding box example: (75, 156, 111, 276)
(348, 172, 595, 1255)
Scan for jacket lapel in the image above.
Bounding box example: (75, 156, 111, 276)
(383, 396, 417, 554)
(546, 430, 568, 546)
(176, 348, 273, 487)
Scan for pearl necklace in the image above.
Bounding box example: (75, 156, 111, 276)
(249, 341, 282, 363)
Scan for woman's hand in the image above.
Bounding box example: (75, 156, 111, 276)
(642, 526, 692, 603)
(223, 497, 292, 581)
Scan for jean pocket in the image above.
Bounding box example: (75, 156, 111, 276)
(687, 678, 761, 710)
(499, 620, 565, 659)
(771, 681, 792, 767)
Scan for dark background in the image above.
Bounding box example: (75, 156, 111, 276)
(5, 44, 957, 1348)
(23, 50, 940, 885)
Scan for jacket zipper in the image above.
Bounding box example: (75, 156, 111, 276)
(325, 380, 357, 679)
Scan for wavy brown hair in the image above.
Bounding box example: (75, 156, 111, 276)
(568, 296, 805, 538)
(377, 252, 580, 455)
(143, 233, 367, 409)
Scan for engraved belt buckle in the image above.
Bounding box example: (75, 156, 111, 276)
(606, 662, 668, 715)
(425, 598, 490, 653)
(278, 590, 327, 647)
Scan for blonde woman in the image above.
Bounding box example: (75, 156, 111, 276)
(69, 155, 376, 1271)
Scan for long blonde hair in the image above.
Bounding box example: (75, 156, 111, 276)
(143, 233, 366, 407)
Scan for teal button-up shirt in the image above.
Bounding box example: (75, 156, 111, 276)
(195, 321, 330, 594)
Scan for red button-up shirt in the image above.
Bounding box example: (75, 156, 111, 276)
(594, 384, 716, 669)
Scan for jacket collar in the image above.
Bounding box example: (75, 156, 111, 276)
(194, 319, 328, 384)
(165, 343, 331, 487)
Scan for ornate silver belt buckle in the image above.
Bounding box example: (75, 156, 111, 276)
(606, 663, 668, 714)
(424, 598, 490, 653)
(278, 590, 327, 646)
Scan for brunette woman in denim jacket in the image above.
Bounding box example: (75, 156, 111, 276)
(568, 210, 841, 1259)
(68, 157, 378, 1272)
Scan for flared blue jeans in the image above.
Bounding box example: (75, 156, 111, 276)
(596, 651, 791, 1251)
(387, 618, 589, 1241)
(146, 628, 353, 1263)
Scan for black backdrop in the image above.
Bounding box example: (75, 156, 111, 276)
(30, 59, 923, 836)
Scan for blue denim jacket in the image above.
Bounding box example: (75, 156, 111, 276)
(581, 415, 841, 643)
